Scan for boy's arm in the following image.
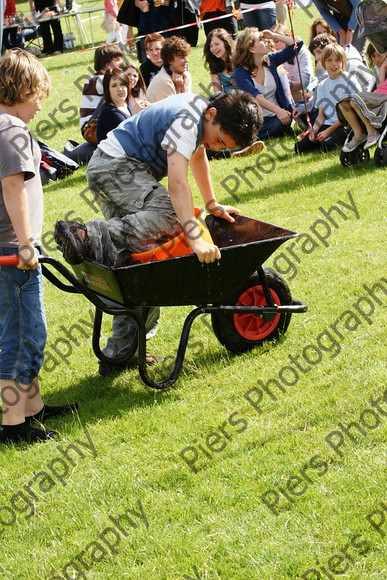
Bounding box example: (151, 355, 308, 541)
(1, 173, 38, 270)
(315, 119, 342, 141)
(189, 146, 239, 222)
(167, 148, 221, 263)
(309, 108, 325, 141)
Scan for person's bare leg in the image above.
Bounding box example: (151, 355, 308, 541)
(339, 101, 365, 138)
(1, 377, 43, 425)
(351, 101, 379, 136)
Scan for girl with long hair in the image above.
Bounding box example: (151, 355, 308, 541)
(233, 27, 302, 140)
(203, 28, 235, 93)
(97, 68, 131, 143)
(309, 17, 335, 43)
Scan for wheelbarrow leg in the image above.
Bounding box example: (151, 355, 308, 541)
(92, 307, 138, 366)
(137, 307, 207, 390)
(257, 265, 276, 307)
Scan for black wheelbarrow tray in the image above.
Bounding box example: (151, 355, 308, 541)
(39, 214, 308, 390)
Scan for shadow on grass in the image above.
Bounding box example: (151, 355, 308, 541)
(47, 330, 290, 428)
(219, 148, 382, 205)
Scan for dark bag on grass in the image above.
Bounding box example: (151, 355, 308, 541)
(38, 140, 79, 182)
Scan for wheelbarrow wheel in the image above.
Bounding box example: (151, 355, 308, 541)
(211, 268, 292, 354)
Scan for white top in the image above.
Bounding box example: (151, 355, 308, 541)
(161, 117, 200, 160)
(146, 67, 192, 103)
(99, 108, 200, 161)
(316, 72, 362, 125)
(283, 45, 316, 88)
(253, 68, 278, 116)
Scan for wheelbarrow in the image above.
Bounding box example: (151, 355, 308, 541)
(1, 214, 307, 390)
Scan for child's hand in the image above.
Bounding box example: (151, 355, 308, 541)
(190, 238, 221, 263)
(18, 244, 38, 270)
(137, 99, 149, 109)
(171, 72, 184, 91)
(276, 108, 292, 125)
(316, 128, 329, 141)
(209, 204, 240, 223)
(293, 107, 300, 119)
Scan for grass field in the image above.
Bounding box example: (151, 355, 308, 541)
(1, 3, 386, 579)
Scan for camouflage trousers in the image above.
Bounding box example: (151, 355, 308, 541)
(86, 149, 177, 361)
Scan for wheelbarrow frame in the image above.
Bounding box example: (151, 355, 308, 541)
(1, 215, 308, 390)
(38, 259, 307, 390)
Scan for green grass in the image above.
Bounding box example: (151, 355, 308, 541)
(1, 5, 387, 579)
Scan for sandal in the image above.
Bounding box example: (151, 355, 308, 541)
(364, 132, 380, 150)
(342, 134, 367, 153)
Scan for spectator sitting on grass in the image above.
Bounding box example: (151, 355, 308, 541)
(338, 49, 387, 152)
(123, 61, 149, 114)
(295, 44, 361, 154)
(140, 33, 164, 88)
(146, 36, 192, 103)
(233, 27, 302, 140)
(203, 28, 235, 94)
(97, 68, 132, 143)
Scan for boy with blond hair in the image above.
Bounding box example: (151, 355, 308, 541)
(295, 44, 362, 153)
(0, 49, 77, 444)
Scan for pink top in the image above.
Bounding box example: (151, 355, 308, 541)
(104, 0, 118, 18)
(374, 79, 387, 95)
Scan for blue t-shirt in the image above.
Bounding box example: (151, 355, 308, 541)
(102, 94, 208, 181)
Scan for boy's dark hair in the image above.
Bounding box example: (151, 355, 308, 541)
(208, 90, 263, 149)
(161, 36, 191, 66)
(94, 45, 124, 72)
(309, 33, 337, 55)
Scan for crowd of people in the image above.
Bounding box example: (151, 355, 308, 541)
(0, 5, 386, 444)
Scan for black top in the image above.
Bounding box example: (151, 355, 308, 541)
(96, 103, 130, 143)
(140, 59, 162, 88)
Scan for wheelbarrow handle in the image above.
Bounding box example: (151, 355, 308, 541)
(0, 254, 19, 265)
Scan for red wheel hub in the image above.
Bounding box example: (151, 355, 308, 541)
(233, 286, 281, 340)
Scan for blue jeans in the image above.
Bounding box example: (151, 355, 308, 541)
(258, 115, 291, 140)
(242, 5, 276, 30)
(0, 247, 47, 384)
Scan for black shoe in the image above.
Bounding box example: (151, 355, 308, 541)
(0, 423, 58, 444)
(25, 402, 79, 424)
(54, 220, 87, 265)
(98, 354, 164, 376)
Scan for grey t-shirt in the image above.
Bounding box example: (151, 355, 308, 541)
(0, 112, 43, 247)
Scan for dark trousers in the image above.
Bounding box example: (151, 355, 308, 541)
(40, 19, 63, 53)
(295, 124, 347, 154)
(203, 11, 238, 40)
(170, 1, 199, 47)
